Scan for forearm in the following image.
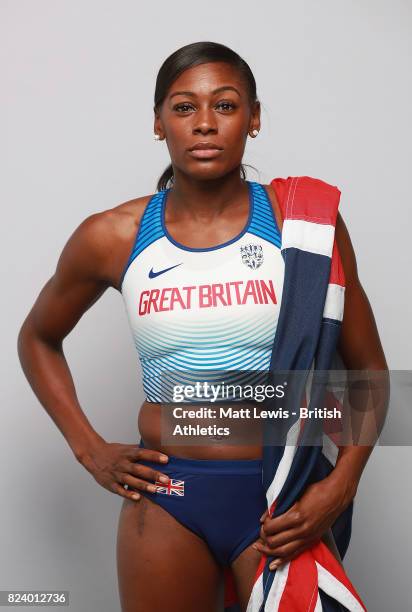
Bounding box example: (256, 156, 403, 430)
(325, 365, 390, 506)
(326, 445, 373, 506)
(17, 320, 105, 461)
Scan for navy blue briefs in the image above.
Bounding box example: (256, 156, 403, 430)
(132, 440, 267, 567)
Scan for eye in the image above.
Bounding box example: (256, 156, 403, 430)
(173, 101, 237, 113)
(216, 101, 236, 111)
(174, 103, 194, 113)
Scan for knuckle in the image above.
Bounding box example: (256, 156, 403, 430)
(114, 470, 125, 484)
(267, 536, 277, 548)
(150, 470, 162, 483)
(131, 479, 146, 491)
(301, 521, 311, 535)
(299, 521, 309, 535)
(139, 481, 148, 491)
(131, 463, 144, 477)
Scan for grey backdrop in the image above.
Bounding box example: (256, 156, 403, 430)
(2, 1, 411, 610)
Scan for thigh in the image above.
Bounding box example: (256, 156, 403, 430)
(116, 495, 221, 612)
(230, 541, 262, 612)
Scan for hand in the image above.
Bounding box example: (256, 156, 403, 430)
(78, 439, 170, 502)
(253, 476, 355, 570)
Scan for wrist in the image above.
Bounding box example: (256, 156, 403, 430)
(69, 431, 106, 465)
(324, 465, 359, 510)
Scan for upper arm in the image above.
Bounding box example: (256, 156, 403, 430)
(22, 212, 114, 345)
(335, 212, 388, 370)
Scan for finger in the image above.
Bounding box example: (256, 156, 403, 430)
(272, 533, 320, 559)
(253, 542, 278, 556)
(262, 507, 303, 535)
(112, 482, 141, 502)
(259, 508, 269, 523)
(269, 543, 310, 570)
(263, 527, 305, 550)
(119, 474, 160, 494)
(259, 525, 268, 542)
(129, 447, 169, 464)
(253, 537, 307, 559)
(129, 463, 171, 484)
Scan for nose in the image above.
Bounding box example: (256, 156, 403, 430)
(193, 107, 218, 134)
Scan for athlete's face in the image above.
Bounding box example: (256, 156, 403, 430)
(154, 62, 260, 181)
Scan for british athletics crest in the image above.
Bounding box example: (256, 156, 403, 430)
(240, 243, 263, 269)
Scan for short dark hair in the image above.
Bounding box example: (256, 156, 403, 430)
(154, 41, 259, 191)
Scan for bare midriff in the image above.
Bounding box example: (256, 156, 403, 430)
(138, 399, 264, 459)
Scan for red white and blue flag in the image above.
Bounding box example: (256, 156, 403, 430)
(224, 176, 367, 612)
(155, 478, 185, 496)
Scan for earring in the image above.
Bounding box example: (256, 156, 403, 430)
(154, 134, 161, 141)
(250, 129, 259, 137)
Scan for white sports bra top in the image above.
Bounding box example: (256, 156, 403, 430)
(120, 180, 284, 403)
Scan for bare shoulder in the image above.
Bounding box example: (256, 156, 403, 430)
(103, 193, 154, 245)
(56, 193, 154, 290)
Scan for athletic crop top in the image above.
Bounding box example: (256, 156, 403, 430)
(120, 180, 284, 403)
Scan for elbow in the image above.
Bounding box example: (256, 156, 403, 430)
(17, 316, 33, 365)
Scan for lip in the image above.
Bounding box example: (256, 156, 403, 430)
(188, 148, 223, 159)
(189, 142, 223, 151)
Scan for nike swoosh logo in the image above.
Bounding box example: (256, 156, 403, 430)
(148, 263, 183, 278)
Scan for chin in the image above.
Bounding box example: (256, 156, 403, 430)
(182, 164, 230, 182)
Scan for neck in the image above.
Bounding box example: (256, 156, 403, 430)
(167, 169, 249, 221)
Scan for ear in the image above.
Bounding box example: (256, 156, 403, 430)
(153, 108, 164, 139)
(250, 99, 261, 132)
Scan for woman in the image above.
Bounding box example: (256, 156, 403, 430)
(17, 41, 387, 611)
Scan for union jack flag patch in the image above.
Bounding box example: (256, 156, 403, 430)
(154, 478, 185, 496)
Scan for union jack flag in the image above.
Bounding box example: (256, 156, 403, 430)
(154, 478, 185, 496)
(223, 176, 367, 612)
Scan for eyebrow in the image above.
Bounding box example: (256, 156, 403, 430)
(169, 85, 241, 100)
